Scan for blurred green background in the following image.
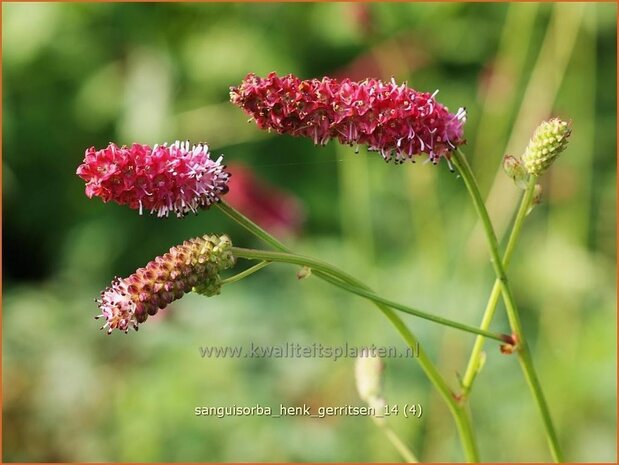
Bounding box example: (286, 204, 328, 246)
(3, 2, 616, 462)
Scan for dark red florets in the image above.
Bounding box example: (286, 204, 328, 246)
(230, 72, 466, 164)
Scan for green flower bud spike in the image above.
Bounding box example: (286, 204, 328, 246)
(522, 118, 572, 176)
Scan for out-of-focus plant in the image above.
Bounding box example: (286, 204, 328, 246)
(225, 162, 306, 237)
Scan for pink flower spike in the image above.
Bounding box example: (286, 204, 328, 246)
(230, 72, 467, 165)
(77, 141, 230, 218)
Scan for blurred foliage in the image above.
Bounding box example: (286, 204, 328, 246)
(3, 2, 616, 462)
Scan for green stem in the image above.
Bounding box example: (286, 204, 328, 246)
(452, 150, 562, 462)
(220, 261, 270, 285)
(217, 201, 290, 251)
(231, 247, 505, 343)
(375, 296, 479, 462)
(461, 176, 538, 394)
(217, 201, 479, 462)
(374, 420, 419, 462)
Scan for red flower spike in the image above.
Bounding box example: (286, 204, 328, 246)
(231, 72, 466, 165)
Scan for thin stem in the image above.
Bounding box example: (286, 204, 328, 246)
(373, 420, 419, 463)
(220, 261, 270, 285)
(461, 176, 538, 394)
(315, 268, 506, 343)
(217, 201, 479, 462)
(360, 283, 479, 463)
(217, 201, 289, 251)
(231, 247, 505, 343)
(452, 149, 562, 462)
(218, 201, 505, 340)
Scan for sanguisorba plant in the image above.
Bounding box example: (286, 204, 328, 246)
(78, 72, 571, 463)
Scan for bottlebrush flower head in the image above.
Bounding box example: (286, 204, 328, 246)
(521, 118, 572, 176)
(230, 72, 466, 164)
(77, 141, 230, 218)
(96, 234, 235, 334)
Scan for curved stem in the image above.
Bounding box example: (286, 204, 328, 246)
(376, 302, 479, 463)
(231, 247, 505, 343)
(217, 201, 479, 462)
(452, 149, 562, 462)
(220, 261, 270, 285)
(461, 176, 538, 395)
(217, 201, 291, 251)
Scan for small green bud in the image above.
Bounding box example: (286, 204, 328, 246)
(296, 266, 312, 280)
(500, 333, 519, 355)
(522, 118, 571, 176)
(503, 155, 528, 189)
